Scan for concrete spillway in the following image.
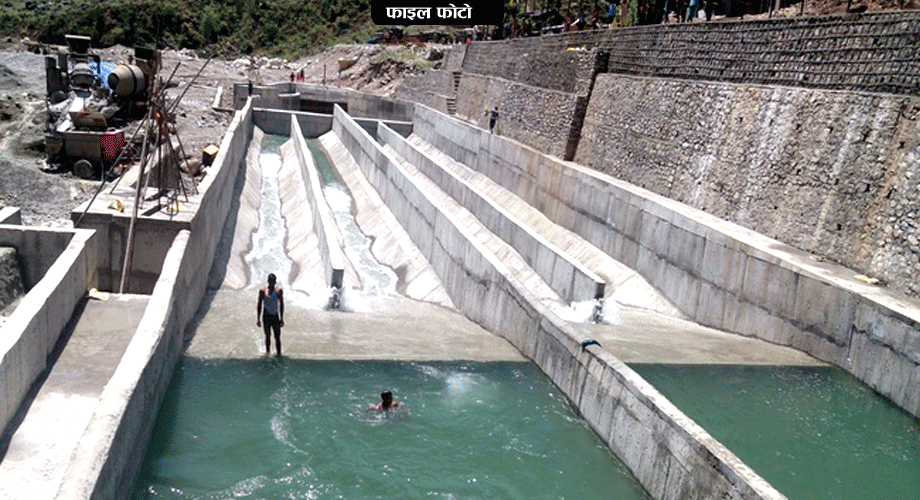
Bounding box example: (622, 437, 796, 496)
(1, 91, 918, 500)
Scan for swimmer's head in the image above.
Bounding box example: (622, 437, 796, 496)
(267, 273, 276, 285)
(381, 390, 393, 408)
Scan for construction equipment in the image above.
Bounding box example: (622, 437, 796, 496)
(44, 34, 161, 179)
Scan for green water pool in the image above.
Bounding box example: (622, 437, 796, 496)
(632, 364, 920, 500)
(133, 359, 651, 499)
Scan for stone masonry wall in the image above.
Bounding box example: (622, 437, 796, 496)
(462, 12, 920, 95)
(463, 41, 608, 96)
(396, 11, 920, 295)
(453, 73, 581, 159)
(576, 74, 920, 298)
(396, 68, 452, 114)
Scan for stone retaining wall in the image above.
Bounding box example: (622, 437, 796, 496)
(462, 12, 920, 95)
(453, 73, 584, 159)
(576, 74, 920, 299)
(463, 42, 606, 96)
(397, 12, 920, 298)
(333, 103, 786, 500)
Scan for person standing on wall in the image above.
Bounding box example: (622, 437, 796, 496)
(686, 0, 700, 21)
(257, 273, 285, 357)
(488, 106, 499, 134)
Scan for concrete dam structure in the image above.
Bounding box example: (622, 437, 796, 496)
(0, 11, 918, 500)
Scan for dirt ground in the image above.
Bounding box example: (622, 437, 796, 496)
(0, 40, 438, 227)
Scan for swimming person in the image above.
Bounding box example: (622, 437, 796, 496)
(367, 390, 401, 413)
(256, 273, 285, 357)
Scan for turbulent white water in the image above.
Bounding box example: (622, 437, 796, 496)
(244, 152, 292, 291)
(245, 141, 399, 312)
(323, 182, 398, 312)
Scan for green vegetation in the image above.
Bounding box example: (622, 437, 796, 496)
(0, 0, 377, 57)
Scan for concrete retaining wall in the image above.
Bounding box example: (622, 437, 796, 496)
(412, 103, 920, 418)
(0, 226, 96, 441)
(54, 100, 256, 500)
(332, 104, 785, 500)
(289, 116, 345, 289)
(378, 124, 604, 304)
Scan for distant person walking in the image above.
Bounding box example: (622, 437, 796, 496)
(257, 273, 285, 357)
(488, 106, 499, 133)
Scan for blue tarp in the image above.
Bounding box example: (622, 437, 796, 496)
(88, 61, 117, 89)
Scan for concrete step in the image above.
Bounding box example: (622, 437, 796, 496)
(400, 134, 682, 317)
(378, 142, 566, 309)
(0, 295, 149, 500)
(380, 128, 606, 307)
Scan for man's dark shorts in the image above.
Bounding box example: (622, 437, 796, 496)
(262, 313, 281, 335)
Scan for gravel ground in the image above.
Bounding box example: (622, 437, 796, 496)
(0, 40, 434, 227)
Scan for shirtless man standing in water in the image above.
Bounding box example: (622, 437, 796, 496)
(256, 273, 285, 357)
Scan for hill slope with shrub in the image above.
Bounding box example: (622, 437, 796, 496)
(0, 0, 376, 57)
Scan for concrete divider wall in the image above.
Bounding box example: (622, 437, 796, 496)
(253, 108, 333, 137)
(54, 100, 257, 500)
(378, 123, 604, 304)
(236, 83, 415, 122)
(289, 115, 345, 289)
(0, 226, 96, 442)
(332, 104, 785, 500)
(412, 103, 920, 418)
(55, 230, 190, 500)
(353, 118, 413, 139)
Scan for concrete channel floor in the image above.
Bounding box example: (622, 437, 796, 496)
(185, 289, 821, 366)
(0, 294, 149, 500)
(186, 289, 527, 361)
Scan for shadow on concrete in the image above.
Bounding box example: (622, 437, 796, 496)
(0, 297, 86, 461)
(206, 155, 250, 293)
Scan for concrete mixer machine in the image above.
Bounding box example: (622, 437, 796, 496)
(44, 35, 160, 179)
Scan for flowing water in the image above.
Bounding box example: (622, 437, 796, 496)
(132, 133, 652, 499)
(632, 364, 920, 500)
(244, 136, 293, 295)
(309, 139, 398, 304)
(132, 360, 651, 500)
